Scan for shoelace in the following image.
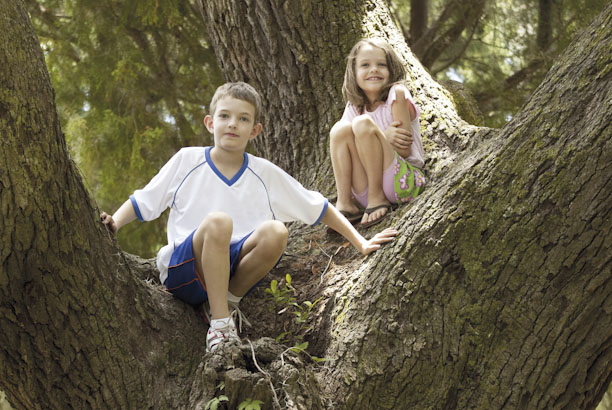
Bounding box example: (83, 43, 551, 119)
(202, 301, 251, 333)
(229, 302, 251, 333)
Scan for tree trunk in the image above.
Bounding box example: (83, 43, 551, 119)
(1, 2, 213, 408)
(200, 0, 469, 195)
(410, 0, 428, 45)
(537, 0, 553, 51)
(1, 1, 611, 410)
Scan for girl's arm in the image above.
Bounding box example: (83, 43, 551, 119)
(387, 88, 417, 159)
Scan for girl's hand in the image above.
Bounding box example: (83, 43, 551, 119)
(359, 227, 398, 255)
(385, 120, 413, 151)
(100, 211, 118, 234)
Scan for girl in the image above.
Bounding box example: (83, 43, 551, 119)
(329, 38, 425, 228)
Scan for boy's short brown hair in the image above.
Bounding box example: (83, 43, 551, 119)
(209, 82, 262, 122)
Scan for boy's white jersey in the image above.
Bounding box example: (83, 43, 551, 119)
(130, 146, 328, 284)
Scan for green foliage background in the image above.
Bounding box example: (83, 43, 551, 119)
(26, 0, 607, 257)
(29, 0, 222, 256)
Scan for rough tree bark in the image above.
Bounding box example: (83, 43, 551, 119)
(200, 0, 472, 195)
(1, 1, 611, 410)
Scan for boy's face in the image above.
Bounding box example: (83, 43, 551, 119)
(204, 97, 262, 154)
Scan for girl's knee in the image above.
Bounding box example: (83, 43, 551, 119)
(330, 120, 354, 144)
(352, 115, 376, 137)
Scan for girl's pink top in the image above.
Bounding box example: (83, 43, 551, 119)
(341, 83, 425, 168)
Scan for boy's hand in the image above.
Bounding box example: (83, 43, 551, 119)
(358, 227, 398, 255)
(100, 211, 118, 234)
(385, 120, 413, 151)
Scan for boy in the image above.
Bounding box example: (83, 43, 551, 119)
(101, 82, 397, 352)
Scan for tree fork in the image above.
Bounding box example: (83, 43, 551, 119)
(1, 0, 611, 409)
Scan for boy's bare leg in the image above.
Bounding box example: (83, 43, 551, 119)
(229, 220, 288, 296)
(192, 212, 232, 320)
(352, 115, 395, 224)
(329, 120, 367, 215)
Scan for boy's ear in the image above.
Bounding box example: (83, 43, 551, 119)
(250, 122, 263, 139)
(203, 115, 214, 133)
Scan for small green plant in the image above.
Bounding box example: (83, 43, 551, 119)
(292, 297, 322, 327)
(265, 273, 296, 311)
(204, 382, 228, 410)
(204, 395, 228, 410)
(238, 398, 264, 410)
(284, 341, 328, 364)
(266, 275, 327, 349)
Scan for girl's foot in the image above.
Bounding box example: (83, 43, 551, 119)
(361, 202, 393, 227)
(335, 202, 361, 219)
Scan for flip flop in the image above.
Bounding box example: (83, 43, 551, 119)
(340, 210, 364, 224)
(326, 209, 365, 235)
(360, 203, 395, 228)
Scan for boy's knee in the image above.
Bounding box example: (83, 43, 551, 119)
(260, 220, 288, 251)
(196, 212, 233, 242)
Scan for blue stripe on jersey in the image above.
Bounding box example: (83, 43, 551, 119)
(130, 195, 144, 221)
(205, 146, 249, 186)
(246, 167, 276, 220)
(171, 160, 208, 210)
(313, 199, 329, 225)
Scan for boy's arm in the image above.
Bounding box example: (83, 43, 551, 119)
(386, 88, 416, 159)
(321, 205, 397, 255)
(100, 199, 137, 234)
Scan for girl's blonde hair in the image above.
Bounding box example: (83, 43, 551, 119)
(342, 38, 406, 114)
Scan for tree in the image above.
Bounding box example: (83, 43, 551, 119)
(1, 1, 611, 409)
(391, 0, 609, 127)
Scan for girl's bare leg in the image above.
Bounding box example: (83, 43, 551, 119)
(329, 120, 367, 214)
(352, 115, 395, 224)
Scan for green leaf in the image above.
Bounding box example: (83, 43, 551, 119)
(238, 398, 264, 410)
(275, 331, 290, 343)
(290, 341, 309, 353)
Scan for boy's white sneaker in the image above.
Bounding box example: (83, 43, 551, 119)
(201, 300, 251, 333)
(206, 317, 239, 352)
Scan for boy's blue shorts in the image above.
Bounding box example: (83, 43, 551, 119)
(165, 230, 254, 305)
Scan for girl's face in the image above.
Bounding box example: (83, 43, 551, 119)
(355, 44, 389, 103)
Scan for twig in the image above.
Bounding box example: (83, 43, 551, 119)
(247, 339, 281, 409)
(320, 245, 344, 283)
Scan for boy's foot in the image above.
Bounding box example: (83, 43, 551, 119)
(207, 317, 240, 352)
(201, 300, 251, 333)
